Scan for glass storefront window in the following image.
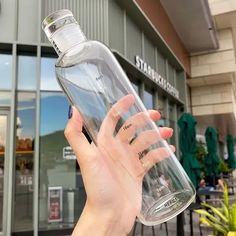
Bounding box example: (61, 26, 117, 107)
(40, 57, 61, 91)
(0, 91, 11, 106)
(131, 81, 139, 94)
(17, 55, 37, 90)
(144, 88, 153, 109)
(157, 97, 166, 127)
(39, 92, 85, 232)
(0, 112, 7, 232)
(0, 54, 12, 90)
(13, 92, 36, 232)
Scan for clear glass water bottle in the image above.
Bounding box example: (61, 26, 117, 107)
(42, 9, 195, 225)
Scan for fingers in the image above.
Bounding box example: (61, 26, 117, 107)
(140, 145, 175, 175)
(131, 127, 173, 155)
(98, 94, 135, 139)
(64, 106, 94, 165)
(116, 110, 161, 143)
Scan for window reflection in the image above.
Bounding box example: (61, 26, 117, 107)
(17, 55, 37, 90)
(41, 57, 61, 91)
(0, 54, 12, 90)
(13, 92, 35, 232)
(144, 89, 153, 109)
(0, 91, 11, 106)
(39, 92, 85, 231)
(0, 114, 7, 232)
(157, 97, 166, 127)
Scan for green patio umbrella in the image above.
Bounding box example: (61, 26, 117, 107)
(204, 127, 220, 183)
(226, 134, 236, 169)
(178, 113, 201, 188)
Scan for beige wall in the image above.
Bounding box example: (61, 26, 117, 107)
(209, 0, 236, 15)
(190, 29, 236, 78)
(191, 83, 235, 116)
(190, 28, 236, 119)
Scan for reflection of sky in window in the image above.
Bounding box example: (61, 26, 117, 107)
(18, 55, 37, 90)
(40, 93, 69, 136)
(0, 54, 12, 89)
(17, 93, 35, 139)
(144, 89, 153, 109)
(41, 57, 61, 91)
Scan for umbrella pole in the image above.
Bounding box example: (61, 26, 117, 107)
(177, 213, 185, 236)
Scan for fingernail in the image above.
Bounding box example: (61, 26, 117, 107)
(68, 105, 73, 119)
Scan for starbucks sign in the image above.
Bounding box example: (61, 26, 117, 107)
(135, 55, 179, 99)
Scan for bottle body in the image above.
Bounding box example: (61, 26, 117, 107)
(56, 40, 141, 143)
(55, 40, 195, 225)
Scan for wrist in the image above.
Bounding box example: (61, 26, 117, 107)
(72, 203, 127, 236)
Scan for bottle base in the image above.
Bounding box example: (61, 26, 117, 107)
(138, 189, 195, 226)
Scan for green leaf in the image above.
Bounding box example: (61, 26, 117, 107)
(224, 184, 229, 209)
(230, 204, 236, 231)
(202, 202, 229, 223)
(195, 209, 225, 226)
(199, 217, 211, 226)
(199, 217, 227, 235)
(222, 203, 229, 219)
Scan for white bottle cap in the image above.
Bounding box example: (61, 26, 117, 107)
(42, 9, 86, 55)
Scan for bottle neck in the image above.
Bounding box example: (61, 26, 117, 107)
(50, 24, 86, 56)
(42, 10, 87, 56)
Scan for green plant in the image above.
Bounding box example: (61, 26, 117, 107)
(195, 185, 236, 236)
(219, 160, 229, 174)
(195, 140, 207, 171)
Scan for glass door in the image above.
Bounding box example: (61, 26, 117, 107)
(0, 110, 9, 236)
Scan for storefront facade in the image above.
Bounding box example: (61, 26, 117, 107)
(0, 0, 187, 235)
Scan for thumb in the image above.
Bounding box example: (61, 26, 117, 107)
(64, 106, 94, 165)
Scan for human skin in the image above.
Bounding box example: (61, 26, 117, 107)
(65, 95, 174, 236)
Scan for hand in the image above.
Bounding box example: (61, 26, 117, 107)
(65, 95, 174, 236)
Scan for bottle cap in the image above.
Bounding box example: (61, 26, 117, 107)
(42, 9, 86, 55)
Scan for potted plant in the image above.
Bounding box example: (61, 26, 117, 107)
(219, 160, 230, 178)
(195, 185, 236, 236)
(195, 140, 207, 172)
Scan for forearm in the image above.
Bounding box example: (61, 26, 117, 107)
(72, 204, 127, 236)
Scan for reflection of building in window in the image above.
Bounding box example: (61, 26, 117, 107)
(13, 92, 35, 231)
(16, 137, 33, 151)
(144, 88, 153, 109)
